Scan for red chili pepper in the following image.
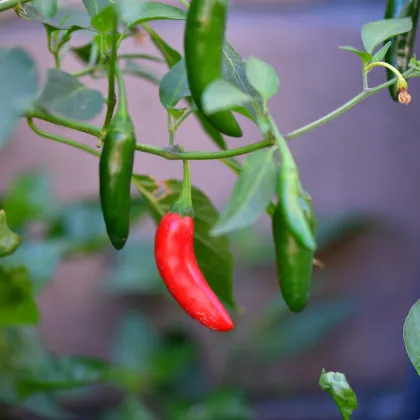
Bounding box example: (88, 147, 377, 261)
(154, 162, 234, 332)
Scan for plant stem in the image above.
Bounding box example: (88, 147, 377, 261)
(115, 65, 129, 116)
(0, 0, 31, 11)
(366, 61, 405, 83)
(362, 67, 368, 90)
(269, 116, 295, 167)
(27, 109, 100, 137)
(101, 14, 119, 137)
(27, 118, 100, 158)
(135, 138, 272, 160)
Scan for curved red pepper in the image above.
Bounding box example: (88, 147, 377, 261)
(154, 212, 234, 332)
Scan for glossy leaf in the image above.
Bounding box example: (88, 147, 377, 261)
(211, 149, 278, 236)
(338, 46, 372, 64)
(0, 267, 39, 327)
(1, 171, 56, 228)
(17, 356, 108, 397)
(246, 56, 279, 100)
(17, 3, 91, 29)
(361, 18, 413, 54)
(132, 176, 235, 307)
(2, 241, 68, 294)
(159, 59, 190, 108)
(36, 69, 104, 121)
(123, 61, 161, 85)
(83, 0, 110, 16)
(116, 0, 145, 24)
(0, 210, 22, 257)
(103, 239, 164, 294)
(0, 48, 38, 150)
(203, 79, 252, 115)
(404, 300, 420, 375)
(32, 0, 57, 18)
(372, 41, 392, 62)
(319, 369, 358, 420)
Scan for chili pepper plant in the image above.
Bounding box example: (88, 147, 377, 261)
(1, 0, 420, 418)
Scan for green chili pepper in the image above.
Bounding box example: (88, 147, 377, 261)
(184, 0, 243, 138)
(99, 71, 135, 250)
(385, 0, 420, 100)
(272, 192, 316, 313)
(0, 210, 21, 257)
(278, 166, 316, 251)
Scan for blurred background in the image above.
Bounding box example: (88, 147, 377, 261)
(1, 0, 420, 418)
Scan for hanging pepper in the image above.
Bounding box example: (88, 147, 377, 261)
(99, 67, 136, 250)
(154, 161, 234, 332)
(385, 0, 420, 100)
(272, 190, 316, 312)
(184, 0, 243, 138)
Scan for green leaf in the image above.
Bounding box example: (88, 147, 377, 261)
(116, 0, 145, 25)
(0, 211, 21, 257)
(126, 2, 186, 29)
(210, 149, 278, 236)
(36, 69, 104, 121)
(112, 313, 158, 373)
(404, 300, 420, 375)
(361, 18, 413, 54)
(71, 42, 99, 66)
(103, 238, 164, 294)
(319, 369, 358, 420)
(123, 61, 161, 85)
(0, 267, 39, 327)
(245, 56, 279, 100)
(222, 42, 263, 118)
(258, 299, 356, 359)
(83, 0, 110, 16)
(371, 41, 392, 62)
(338, 46, 373, 64)
(20, 394, 68, 419)
(132, 176, 235, 307)
(91, 4, 116, 32)
(17, 3, 91, 30)
(0, 48, 38, 150)
(2, 241, 68, 294)
(168, 107, 188, 121)
(17, 356, 108, 398)
(32, 0, 57, 18)
(1, 171, 56, 229)
(203, 79, 253, 115)
(103, 396, 156, 420)
(159, 59, 190, 108)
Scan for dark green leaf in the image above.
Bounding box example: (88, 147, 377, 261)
(32, 0, 57, 18)
(159, 59, 190, 108)
(2, 171, 56, 229)
(0, 210, 22, 257)
(17, 3, 91, 30)
(71, 42, 98, 65)
(404, 300, 420, 375)
(2, 241, 68, 294)
(91, 4, 116, 33)
(17, 356, 108, 398)
(0, 267, 39, 327)
(168, 107, 188, 121)
(372, 41, 392, 62)
(319, 369, 358, 420)
(132, 176, 235, 307)
(211, 149, 278, 236)
(0, 48, 38, 150)
(338, 46, 372, 64)
(245, 56, 279, 100)
(36, 69, 104, 121)
(361, 18, 413, 54)
(126, 2, 186, 29)
(203, 79, 252, 115)
(258, 299, 356, 359)
(103, 238, 164, 294)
